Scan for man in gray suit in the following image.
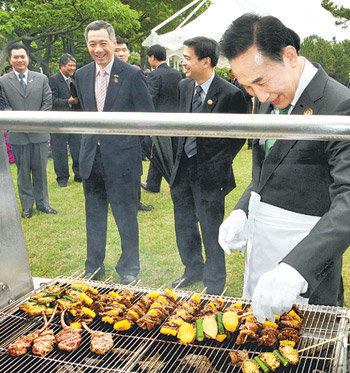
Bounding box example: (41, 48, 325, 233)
(219, 14, 350, 321)
(0, 43, 57, 218)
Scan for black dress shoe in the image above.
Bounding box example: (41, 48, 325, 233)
(84, 272, 103, 281)
(21, 208, 33, 219)
(138, 202, 154, 211)
(141, 182, 160, 193)
(121, 275, 137, 285)
(37, 206, 58, 214)
(172, 275, 202, 288)
(74, 176, 82, 183)
(58, 183, 67, 187)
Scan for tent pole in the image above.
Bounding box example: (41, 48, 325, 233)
(176, 0, 208, 29)
(151, 0, 202, 33)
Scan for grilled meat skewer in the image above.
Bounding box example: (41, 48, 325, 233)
(82, 322, 113, 354)
(56, 309, 82, 352)
(32, 306, 58, 357)
(8, 306, 57, 356)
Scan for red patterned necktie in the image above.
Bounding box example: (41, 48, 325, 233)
(96, 69, 108, 112)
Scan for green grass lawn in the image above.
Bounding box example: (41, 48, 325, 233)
(10, 143, 350, 306)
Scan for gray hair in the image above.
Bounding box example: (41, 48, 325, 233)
(84, 20, 115, 42)
(59, 53, 76, 67)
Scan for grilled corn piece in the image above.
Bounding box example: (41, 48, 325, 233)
(178, 322, 196, 344)
(242, 359, 260, 373)
(279, 345, 299, 365)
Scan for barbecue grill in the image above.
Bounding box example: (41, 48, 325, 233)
(0, 276, 348, 373)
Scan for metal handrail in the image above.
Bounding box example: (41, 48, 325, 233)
(0, 111, 350, 141)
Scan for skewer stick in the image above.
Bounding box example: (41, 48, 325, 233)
(87, 267, 101, 281)
(199, 287, 207, 297)
(238, 311, 254, 319)
(173, 278, 185, 290)
(219, 287, 228, 298)
(298, 335, 345, 353)
(96, 276, 113, 290)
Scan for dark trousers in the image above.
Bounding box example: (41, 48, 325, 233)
(170, 154, 226, 294)
(12, 142, 49, 210)
(83, 148, 140, 277)
(51, 133, 81, 185)
(146, 161, 162, 192)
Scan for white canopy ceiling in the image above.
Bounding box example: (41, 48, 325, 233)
(142, 0, 348, 68)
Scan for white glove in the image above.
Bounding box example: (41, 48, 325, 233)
(218, 209, 247, 255)
(252, 263, 308, 323)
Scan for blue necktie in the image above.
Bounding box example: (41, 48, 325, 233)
(184, 85, 203, 158)
(19, 73, 27, 93)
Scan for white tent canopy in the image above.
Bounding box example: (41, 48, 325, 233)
(142, 0, 348, 68)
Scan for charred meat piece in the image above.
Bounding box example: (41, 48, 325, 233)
(8, 330, 40, 356)
(279, 314, 302, 329)
(229, 349, 249, 366)
(32, 329, 56, 357)
(236, 329, 260, 345)
(179, 354, 218, 373)
(277, 327, 301, 343)
(82, 322, 113, 355)
(56, 310, 82, 352)
(257, 327, 278, 347)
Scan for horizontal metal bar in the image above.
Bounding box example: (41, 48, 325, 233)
(0, 111, 350, 140)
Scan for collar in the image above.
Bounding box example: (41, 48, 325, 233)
(14, 69, 28, 80)
(95, 59, 113, 77)
(195, 70, 215, 97)
(156, 62, 167, 69)
(60, 70, 69, 82)
(272, 58, 317, 114)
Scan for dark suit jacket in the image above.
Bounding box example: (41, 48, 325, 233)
(146, 62, 182, 112)
(170, 73, 247, 198)
(0, 70, 51, 145)
(75, 57, 154, 181)
(235, 64, 350, 306)
(0, 86, 5, 110)
(49, 71, 80, 111)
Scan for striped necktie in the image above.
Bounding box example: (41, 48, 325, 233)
(19, 73, 27, 93)
(96, 70, 108, 112)
(265, 104, 291, 157)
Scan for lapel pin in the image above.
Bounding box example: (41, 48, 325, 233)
(113, 74, 119, 83)
(303, 108, 313, 115)
(207, 99, 213, 105)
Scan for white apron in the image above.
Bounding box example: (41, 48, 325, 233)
(243, 192, 321, 304)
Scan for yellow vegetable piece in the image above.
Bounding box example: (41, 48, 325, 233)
(245, 317, 252, 322)
(279, 340, 296, 348)
(88, 286, 98, 295)
(109, 291, 119, 297)
(231, 302, 242, 309)
(217, 297, 224, 308)
(169, 318, 185, 326)
(216, 334, 227, 342)
(71, 282, 88, 292)
(263, 321, 278, 329)
(203, 315, 218, 339)
(70, 322, 82, 329)
(288, 310, 301, 321)
(150, 302, 162, 308)
(192, 294, 201, 304)
(147, 292, 159, 300)
(160, 327, 178, 336)
(274, 314, 281, 321)
(108, 309, 121, 316)
(128, 310, 140, 320)
(80, 293, 93, 305)
(114, 319, 132, 331)
(178, 322, 196, 344)
(147, 309, 158, 316)
(208, 302, 217, 310)
(176, 310, 188, 317)
(81, 307, 96, 318)
(222, 311, 239, 332)
(157, 296, 169, 305)
(164, 289, 178, 300)
(102, 316, 115, 324)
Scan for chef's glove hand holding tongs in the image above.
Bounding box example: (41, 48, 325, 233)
(218, 209, 248, 255)
(252, 263, 308, 323)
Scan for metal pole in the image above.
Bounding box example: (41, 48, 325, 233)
(0, 111, 349, 141)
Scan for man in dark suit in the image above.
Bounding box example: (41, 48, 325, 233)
(49, 53, 82, 187)
(141, 44, 183, 193)
(0, 43, 57, 218)
(75, 20, 154, 283)
(170, 37, 247, 295)
(219, 14, 350, 321)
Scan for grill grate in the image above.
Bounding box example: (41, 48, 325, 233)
(0, 276, 349, 373)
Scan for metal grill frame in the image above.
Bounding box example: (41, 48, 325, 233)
(0, 276, 349, 373)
